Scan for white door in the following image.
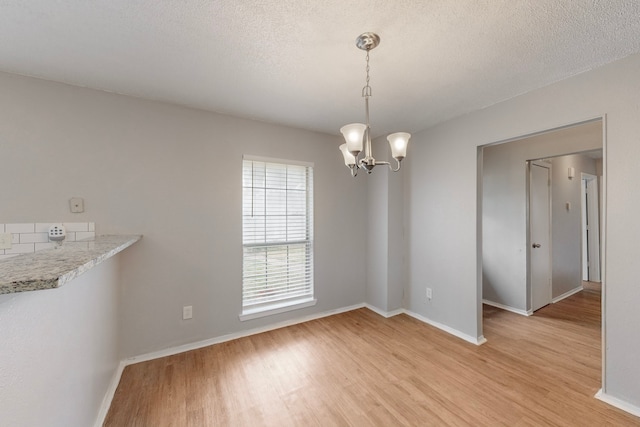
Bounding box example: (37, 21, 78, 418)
(530, 162, 552, 312)
(581, 173, 601, 282)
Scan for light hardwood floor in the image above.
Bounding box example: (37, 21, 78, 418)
(105, 287, 640, 426)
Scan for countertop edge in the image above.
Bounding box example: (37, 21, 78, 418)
(57, 236, 142, 288)
(0, 235, 142, 295)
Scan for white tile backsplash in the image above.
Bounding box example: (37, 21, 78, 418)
(35, 242, 55, 251)
(20, 233, 49, 244)
(76, 231, 95, 241)
(6, 243, 36, 254)
(0, 222, 95, 256)
(63, 222, 89, 232)
(35, 222, 62, 232)
(6, 223, 35, 233)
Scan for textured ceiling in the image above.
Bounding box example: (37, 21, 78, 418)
(1, 1, 640, 137)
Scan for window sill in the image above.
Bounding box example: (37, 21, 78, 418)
(239, 298, 317, 321)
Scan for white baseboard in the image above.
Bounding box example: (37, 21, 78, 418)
(94, 359, 127, 427)
(403, 309, 487, 345)
(483, 299, 532, 316)
(125, 303, 366, 365)
(552, 285, 583, 303)
(595, 389, 640, 418)
(364, 303, 403, 318)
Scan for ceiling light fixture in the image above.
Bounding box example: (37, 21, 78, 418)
(339, 32, 411, 176)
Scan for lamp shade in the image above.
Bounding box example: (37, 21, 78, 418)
(339, 144, 356, 167)
(387, 132, 411, 160)
(340, 123, 366, 155)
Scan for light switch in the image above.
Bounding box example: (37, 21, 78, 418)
(0, 233, 12, 250)
(183, 306, 193, 320)
(70, 197, 84, 213)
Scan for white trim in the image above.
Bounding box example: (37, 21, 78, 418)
(552, 285, 583, 303)
(239, 298, 317, 321)
(126, 303, 365, 365)
(93, 360, 127, 427)
(595, 389, 640, 418)
(365, 304, 403, 318)
(483, 299, 532, 316)
(403, 309, 487, 345)
(601, 113, 608, 393)
(242, 154, 313, 167)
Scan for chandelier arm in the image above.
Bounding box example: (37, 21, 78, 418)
(388, 158, 402, 172)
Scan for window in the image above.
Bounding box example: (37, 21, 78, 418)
(241, 156, 314, 319)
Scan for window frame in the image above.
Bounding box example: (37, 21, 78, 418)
(239, 155, 316, 321)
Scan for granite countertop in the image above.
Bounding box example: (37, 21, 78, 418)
(0, 235, 142, 295)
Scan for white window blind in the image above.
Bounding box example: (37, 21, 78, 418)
(242, 158, 314, 311)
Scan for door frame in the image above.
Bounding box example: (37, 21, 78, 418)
(477, 115, 607, 392)
(527, 160, 553, 313)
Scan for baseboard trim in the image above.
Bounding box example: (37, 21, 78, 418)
(403, 309, 486, 346)
(595, 389, 640, 418)
(552, 285, 583, 303)
(483, 299, 532, 316)
(93, 359, 127, 427)
(364, 304, 403, 318)
(124, 303, 366, 366)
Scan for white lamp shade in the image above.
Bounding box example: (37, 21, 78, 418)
(340, 123, 366, 154)
(339, 144, 356, 167)
(387, 132, 411, 160)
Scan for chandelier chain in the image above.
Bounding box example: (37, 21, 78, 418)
(362, 50, 372, 98)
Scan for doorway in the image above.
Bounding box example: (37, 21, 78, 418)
(481, 119, 604, 314)
(479, 116, 605, 395)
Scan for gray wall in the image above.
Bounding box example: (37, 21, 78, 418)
(365, 137, 404, 314)
(550, 153, 598, 298)
(482, 122, 601, 312)
(366, 141, 389, 311)
(0, 257, 121, 427)
(406, 53, 640, 407)
(0, 71, 367, 358)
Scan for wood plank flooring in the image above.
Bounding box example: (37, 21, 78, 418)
(105, 287, 640, 426)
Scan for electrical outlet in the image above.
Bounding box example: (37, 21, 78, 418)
(183, 305, 193, 320)
(426, 288, 432, 300)
(0, 233, 12, 250)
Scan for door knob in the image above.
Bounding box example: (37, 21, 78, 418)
(532, 243, 541, 248)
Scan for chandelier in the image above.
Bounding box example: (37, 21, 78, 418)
(339, 32, 411, 176)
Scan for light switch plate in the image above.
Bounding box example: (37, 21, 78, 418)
(0, 233, 12, 250)
(70, 197, 84, 213)
(183, 305, 193, 320)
